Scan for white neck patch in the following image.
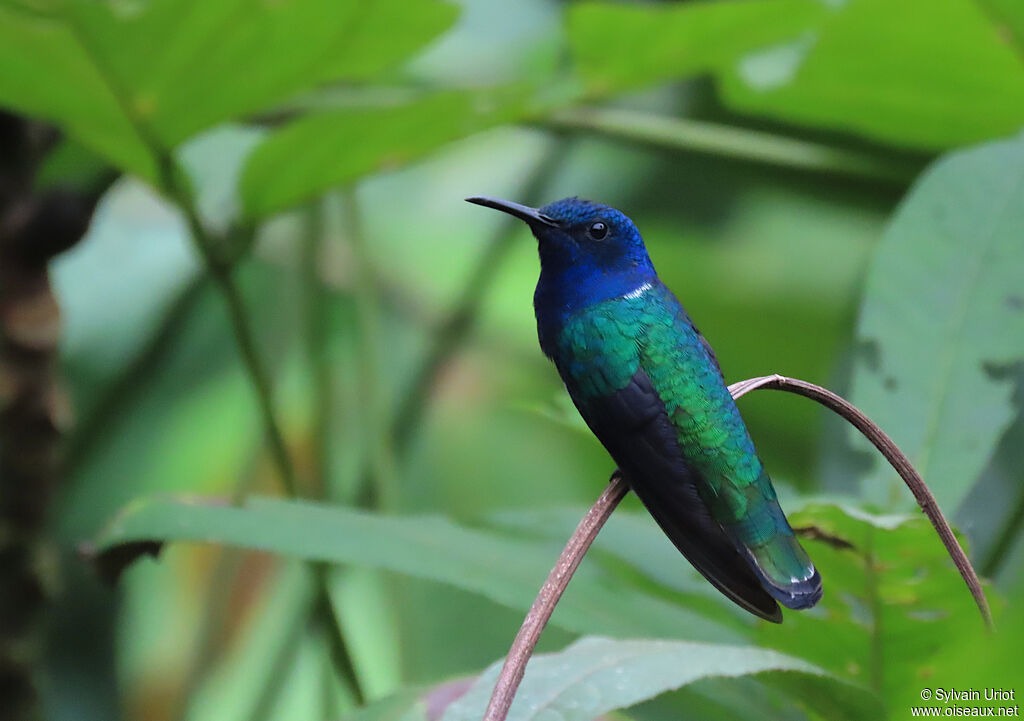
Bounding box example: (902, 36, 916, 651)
(622, 281, 652, 300)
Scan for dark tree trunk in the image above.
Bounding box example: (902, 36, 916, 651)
(0, 112, 109, 721)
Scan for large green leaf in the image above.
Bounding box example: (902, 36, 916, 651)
(88, 495, 742, 641)
(491, 502, 1000, 717)
(240, 88, 541, 217)
(0, 5, 155, 178)
(716, 0, 1024, 149)
(0, 0, 456, 179)
(62, 0, 457, 147)
(240, 0, 834, 218)
(977, 0, 1024, 52)
(848, 132, 1024, 513)
(490, 507, 723, 600)
(567, 0, 827, 96)
(758, 504, 998, 715)
(440, 636, 879, 721)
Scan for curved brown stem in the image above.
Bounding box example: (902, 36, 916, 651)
(482, 473, 629, 721)
(727, 374, 992, 629)
(481, 374, 992, 721)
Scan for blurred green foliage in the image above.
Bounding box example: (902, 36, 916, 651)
(1, 0, 1022, 720)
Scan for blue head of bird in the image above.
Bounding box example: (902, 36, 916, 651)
(466, 196, 657, 319)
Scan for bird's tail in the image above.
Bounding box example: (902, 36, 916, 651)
(742, 531, 822, 609)
(724, 475, 822, 610)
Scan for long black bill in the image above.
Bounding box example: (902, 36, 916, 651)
(465, 196, 559, 227)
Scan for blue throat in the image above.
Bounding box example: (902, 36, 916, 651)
(533, 239, 657, 356)
(535, 255, 657, 317)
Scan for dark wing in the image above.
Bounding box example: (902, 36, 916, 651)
(567, 369, 782, 623)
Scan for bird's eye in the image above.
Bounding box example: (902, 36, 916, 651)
(587, 221, 608, 241)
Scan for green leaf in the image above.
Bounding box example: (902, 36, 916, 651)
(567, 0, 827, 96)
(440, 636, 880, 721)
(0, 0, 457, 179)
(0, 5, 156, 178)
(914, 603, 1024, 715)
(492, 502, 999, 717)
(62, 0, 458, 147)
(490, 507, 726, 600)
(716, 0, 1024, 149)
(849, 132, 1024, 513)
(241, 0, 836, 218)
(758, 504, 998, 715)
(976, 0, 1024, 53)
(240, 87, 543, 217)
(88, 495, 742, 641)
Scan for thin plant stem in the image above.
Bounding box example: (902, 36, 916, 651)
(482, 473, 629, 721)
(61, 17, 363, 710)
(175, 199, 300, 499)
(304, 200, 332, 495)
(62, 16, 300, 496)
(212, 275, 299, 499)
(306, 198, 371, 706)
(312, 562, 367, 706)
(483, 374, 992, 721)
(731, 374, 991, 628)
(542, 106, 923, 185)
(345, 189, 400, 510)
(164, 178, 369, 708)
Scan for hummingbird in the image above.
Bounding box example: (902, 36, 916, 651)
(466, 195, 822, 622)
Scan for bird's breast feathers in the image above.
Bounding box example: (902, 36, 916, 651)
(554, 283, 766, 500)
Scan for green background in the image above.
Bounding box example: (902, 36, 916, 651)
(2, 0, 1022, 719)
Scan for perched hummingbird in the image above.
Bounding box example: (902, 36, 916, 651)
(467, 196, 822, 622)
